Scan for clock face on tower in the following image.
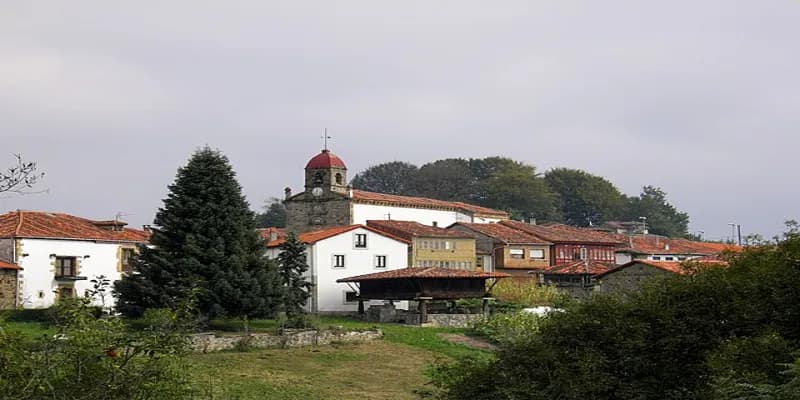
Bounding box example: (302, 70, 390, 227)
(311, 187, 323, 197)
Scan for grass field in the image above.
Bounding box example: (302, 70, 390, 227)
(2, 316, 489, 399)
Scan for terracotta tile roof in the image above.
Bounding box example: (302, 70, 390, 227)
(613, 234, 740, 255)
(500, 220, 623, 245)
(351, 189, 509, 218)
(542, 260, 614, 275)
(0, 259, 20, 270)
(366, 220, 475, 242)
(306, 150, 347, 169)
(337, 267, 510, 282)
(259, 227, 287, 247)
(595, 257, 728, 278)
(448, 222, 552, 245)
(0, 211, 150, 243)
(265, 224, 410, 248)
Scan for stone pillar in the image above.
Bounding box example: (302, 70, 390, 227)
(357, 299, 365, 315)
(482, 297, 493, 315)
(417, 297, 433, 324)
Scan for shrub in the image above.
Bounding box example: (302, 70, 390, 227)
(0, 297, 195, 399)
(469, 312, 542, 346)
(491, 279, 570, 308)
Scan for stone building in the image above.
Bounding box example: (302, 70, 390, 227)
(284, 149, 509, 234)
(0, 260, 20, 309)
(595, 257, 727, 295)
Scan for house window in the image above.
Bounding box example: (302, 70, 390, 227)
(375, 255, 387, 268)
(529, 249, 545, 259)
(445, 241, 453, 250)
(579, 248, 588, 260)
(354, 233, 367, 248)
(665, 256, 674, 261)
(55, 256, 77, 277)
(120, 248, 135, 273)
(510, 249, 524, 259)
(432, 221, 438, 227)
(344, 291, 359, 303)
(652, 256, 662, 261)
(333, 254, 345, 268)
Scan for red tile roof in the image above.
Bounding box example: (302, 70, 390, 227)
(0, 211, 150, 243)
(366, 220, 475, 242)
(264, 224, 410, 248)
(351, 189, 509, 218)
(449, 222, 552, 245)
(0, 259, 20, 270)
(306, 150, 347, 169)
(500, 221, 623, 245)
(337, 267, 510, 282)
(543, 260, 614, 275)
(259, 227, 287, 246)
(595, 257, 728, 278)
(613, 234, 739, 255)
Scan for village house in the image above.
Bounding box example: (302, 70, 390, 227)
(366, 220, 478, 271)
(595, 257, 728, 294)
(0, 211, 150, 309)
(613, 234, 735, 264)
(264, 224, 410, 313)
(283, 149, 509, 234)
(499, 220, 622, 265)
(538, 260, 613, 299)
(447, 222, 552, 276)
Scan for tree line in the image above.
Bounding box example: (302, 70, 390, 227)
(346, 157, 692, 238)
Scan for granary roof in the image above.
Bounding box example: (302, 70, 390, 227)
(351, 189, 509, 218)
(337, 267, 510, 282)
(0, 259, 20, 270)
(448, 222, 552, 245)
(500, 220, 623, 245)
(366, 220, 474, 242)
(0, 211, 150, 243)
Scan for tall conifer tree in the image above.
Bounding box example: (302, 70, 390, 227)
(115, 147, 280, 319)
(276, 233, 313, 318)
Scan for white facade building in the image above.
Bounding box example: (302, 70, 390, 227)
(0, 211, 149, 309)
(265, 225, 410, 313)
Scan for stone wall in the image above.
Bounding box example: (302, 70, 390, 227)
(404, 313, 483, 328)
(0, 239, 14, 265)
(285, 195, 353, 234)
(0, 269, 18, 309)
(191, 328, 382, 353)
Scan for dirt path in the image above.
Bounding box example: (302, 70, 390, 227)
(438, 333, 498, 351)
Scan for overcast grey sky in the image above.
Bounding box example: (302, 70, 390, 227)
(2, 1, 798, 241)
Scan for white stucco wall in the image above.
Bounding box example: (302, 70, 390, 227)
(310, 227, 409, 313)
(352, 203, 470, 227)
(16, 238, 135, 309)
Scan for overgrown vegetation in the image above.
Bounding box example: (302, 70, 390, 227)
(490, 279, 570, 308)
(0, 296, 194, 400)
(425, 225, 800, 399)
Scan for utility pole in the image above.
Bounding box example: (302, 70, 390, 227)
(728, 223, 736, 244)
(737, 224, 742, 246)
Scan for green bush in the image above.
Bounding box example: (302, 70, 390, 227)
(469, 312, 541, 346)
(2, 308, 52, 323)
(0, 297, 195, 399)
(491, 279, 571, 308)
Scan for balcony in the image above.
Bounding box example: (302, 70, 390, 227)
(54, 274, 87, 282)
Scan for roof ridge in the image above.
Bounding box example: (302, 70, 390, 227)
(15, 210, 24, 236)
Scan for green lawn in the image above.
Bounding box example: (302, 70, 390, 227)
(2, 316, 489, 399)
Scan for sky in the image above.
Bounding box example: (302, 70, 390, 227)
(1, 1, 798, 242)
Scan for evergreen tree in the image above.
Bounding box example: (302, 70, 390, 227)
(255, 197, 287, 228)
(276, 233, 313, 318)
(115, 147, 281, 320)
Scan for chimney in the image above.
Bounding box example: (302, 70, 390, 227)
(665, 243, 670, 251)
(284, 187, 292, 200)
(528, 218, 537, 225)
(347, 184, 353, 198)
(269, 231, 278, 242)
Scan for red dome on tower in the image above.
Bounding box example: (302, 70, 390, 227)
(305, 150, 347, 169)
